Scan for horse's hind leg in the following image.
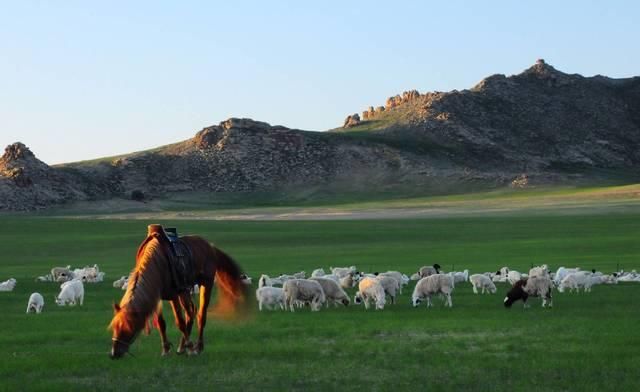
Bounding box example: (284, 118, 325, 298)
(179, 293, 197, 354)
(194, 283, 212, 354)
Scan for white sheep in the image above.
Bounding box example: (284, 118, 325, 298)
(528, 264, 549, 278)
(309, 277, 350, 307)
(418, 266, 438, 278)
(354, 277, 386, 310)
(330, 266, 357, 279)
(378, 271, 407, 294)
(375, 275, 400, 304)
(112, 276, 128, 289)
(553, 267, 580, 285)
(311, 268, 326, 277)
(240, 274, 252, 285)
(258, 274, 286, 288)
(0, 278, 17, 292)
(283, 279, 326, 312)
(55, 279, 84, 306)
(255, 286, 285, 311)
(469, 274, 497, 294)
(506, 271, 523, 285)
(26, 292, 44, 313)
(449, 269, 469, 285)
(411, 274, 454, 308)
(558, 271, 590, 293)
(51, 266, 74, 282)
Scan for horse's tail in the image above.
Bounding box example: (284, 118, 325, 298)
(211, 247, 249, 319)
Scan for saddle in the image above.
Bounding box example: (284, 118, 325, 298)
(147, 224, 196, 293)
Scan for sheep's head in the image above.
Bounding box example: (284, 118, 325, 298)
(341, 298, 350, 306)
(353, 292, 362, 304)
(411, 297, 421, 307)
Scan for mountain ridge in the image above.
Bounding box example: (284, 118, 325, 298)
(2, 60, 640, 211)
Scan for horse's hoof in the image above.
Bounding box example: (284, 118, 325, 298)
(176, 348, 185, 355)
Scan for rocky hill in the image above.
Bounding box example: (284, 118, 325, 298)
(2, 60, 640, 211)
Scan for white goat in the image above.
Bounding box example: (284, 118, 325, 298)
(55, 279, 84, 306)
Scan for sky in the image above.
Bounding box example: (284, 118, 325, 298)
(1, 1, 639, 165)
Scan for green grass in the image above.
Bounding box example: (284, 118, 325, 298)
(1, 214, 639, 391)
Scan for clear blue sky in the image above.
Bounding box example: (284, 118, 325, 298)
(1, 1, 638, 164)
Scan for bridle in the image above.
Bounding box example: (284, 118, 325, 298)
(111, 337, 136, 357)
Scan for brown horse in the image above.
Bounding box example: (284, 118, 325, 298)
(109, 224, 247, 359)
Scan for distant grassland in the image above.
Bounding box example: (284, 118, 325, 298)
(1, 212, 639, 391)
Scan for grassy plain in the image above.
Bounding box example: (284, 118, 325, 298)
(0, 207, 639, 391)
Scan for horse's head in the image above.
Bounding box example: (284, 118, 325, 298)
(109, 303, 138, 359)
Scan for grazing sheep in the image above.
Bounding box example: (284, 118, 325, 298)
(51, 266, 74, 283)
(504, 276, 553, 308)
(354, 277, 386, 310)
(112, 276, 128, 289)
(311, 268, 326, 277)
(255, 286, 285, 311)
(528, 264, 549, 278)
(506, 271, 523, 285)
(339, 274, 356, 289)
(73, 264, 104, 283)
(378, 271, 407, 294)
(258, 274, 286, 288)
(418, 265, 437, 278)
(375, 275, 400, 304)
(310, 277, 350, 307)
(283, 279, 326, 312)
(469, 274, 497, 294)
(558, 271, 590, 293)
(449, 269, 469, 285)
(411, 274, 454, 308)
(55, 279, 84, 306)
(553, 267, 580, 285)
(240, 274, 252, 285)
(330, 266, 357, 279)
(26, 293, 44, 314)
(0, 278, 17, 292)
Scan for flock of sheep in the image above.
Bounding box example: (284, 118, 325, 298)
(254, 264, 634, 311)
(1, 264, 105, 314)
(3, 262, 639, 315)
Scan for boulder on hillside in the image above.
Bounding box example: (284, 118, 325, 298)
(343, 113, 361, 128)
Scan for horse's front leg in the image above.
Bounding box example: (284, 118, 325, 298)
(194, 283, 212, 354)
(170, 298, 191, 355)
(154, 302, 172, 356)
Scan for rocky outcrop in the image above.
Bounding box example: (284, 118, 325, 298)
(343, 113, 361, 128)
(358, 90, 421, 124)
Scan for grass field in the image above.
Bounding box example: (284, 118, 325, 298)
(1, 212, 639, 391)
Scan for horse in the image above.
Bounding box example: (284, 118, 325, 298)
(109, 224, 247, 359)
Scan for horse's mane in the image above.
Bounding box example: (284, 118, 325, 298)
(109, 236, 168, 333)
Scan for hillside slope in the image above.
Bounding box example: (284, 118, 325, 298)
(2, 60, 639, 211)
